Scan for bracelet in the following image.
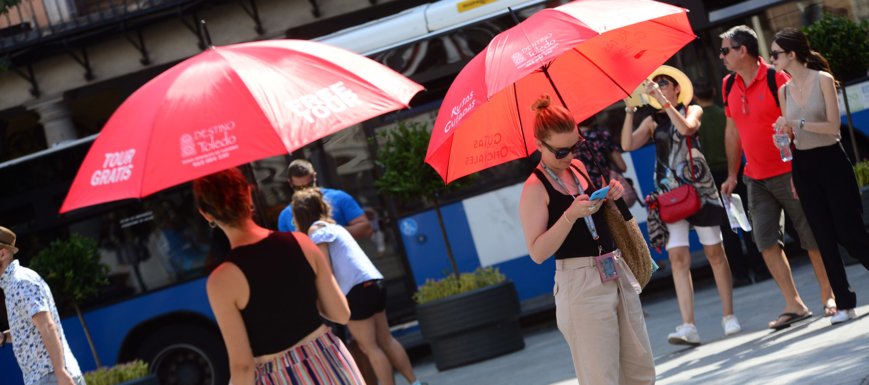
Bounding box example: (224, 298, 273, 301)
(563, 213, 575, 225)
(625, 106, 636, 114)
(661, 101, 672, 110)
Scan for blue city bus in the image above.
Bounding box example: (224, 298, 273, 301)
(5, 0, 869, 382)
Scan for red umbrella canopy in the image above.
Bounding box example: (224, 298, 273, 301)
(60, 39, 423, 214)
(425, 0, 695, 183)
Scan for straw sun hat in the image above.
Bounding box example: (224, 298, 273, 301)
(646, 65, 694, 110)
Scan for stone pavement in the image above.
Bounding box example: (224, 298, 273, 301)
(393, 257, 869, 385)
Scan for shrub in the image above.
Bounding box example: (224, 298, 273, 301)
(854, 160, 869, 187)
(413, 267, 506, 304)
(803, 13, 869, 83)
(83, 360, 150, 385)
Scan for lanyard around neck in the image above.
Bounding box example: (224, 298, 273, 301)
(540, 161, 600, 242)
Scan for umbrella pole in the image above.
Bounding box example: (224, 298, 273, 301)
(541, 66, 570, 110)
(200, 20, 214, 48)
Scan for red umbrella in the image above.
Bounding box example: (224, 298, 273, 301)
(425, 0, 694, 183)
(60, 39, 423, 213)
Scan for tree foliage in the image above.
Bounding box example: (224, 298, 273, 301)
(373, 120, 475, 202)
(803, 13, 869, 83)
(1, 0, 21, 14)
(30, 234, 110, 306)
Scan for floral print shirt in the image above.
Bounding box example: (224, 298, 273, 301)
(0, 260, 81, 385)
(578, 128, 622, 189)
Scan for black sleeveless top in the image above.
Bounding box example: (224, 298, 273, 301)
(532, 165, 617, 259)
(225, 232, 322, 356)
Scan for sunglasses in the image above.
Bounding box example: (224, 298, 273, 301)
(290, 179, 315, 191)
(741, 94, 749, 115)
(656, 79, 671, 90)
(541, 139, 583, 159)
(770, 50, 786, 60)
(720, 46, 740, 55)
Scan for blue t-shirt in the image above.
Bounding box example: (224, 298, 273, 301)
(278, 188, 365, 232)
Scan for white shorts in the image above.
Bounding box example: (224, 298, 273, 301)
(664, 219, 722, 250)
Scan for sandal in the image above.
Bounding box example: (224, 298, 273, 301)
(769, 312, 813, 330)
(824, 305, 837, 317)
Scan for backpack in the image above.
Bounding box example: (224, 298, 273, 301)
(723, 67, 780, 108)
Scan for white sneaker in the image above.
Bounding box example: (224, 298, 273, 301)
(722, 315, 742, 335)
(831, 309, 857, 324)
(667, 323, 701, 346)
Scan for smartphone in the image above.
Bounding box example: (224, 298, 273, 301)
(624, 80, 650, 107)
(589, 186, 610, 201)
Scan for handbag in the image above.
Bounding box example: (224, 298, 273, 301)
(602, 200, 654, 288)
(657, 134, 702, 224)
(571, 160, 654, 288)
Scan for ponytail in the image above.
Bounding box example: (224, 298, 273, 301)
(807, 51, 839, 89)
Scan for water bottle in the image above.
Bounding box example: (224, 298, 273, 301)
(772, 124, 793, 162)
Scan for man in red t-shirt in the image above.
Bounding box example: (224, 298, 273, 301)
(718, 25, 835, 329)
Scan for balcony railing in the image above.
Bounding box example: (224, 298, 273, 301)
(0, 0, 197, 55)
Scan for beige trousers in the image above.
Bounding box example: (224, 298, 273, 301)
(554, 252, 656, 385)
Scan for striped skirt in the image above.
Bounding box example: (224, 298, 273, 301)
(254, 330, 365, 385)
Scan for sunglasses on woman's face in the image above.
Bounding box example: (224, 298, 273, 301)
(541, 139, 583, 159)
(656, 79, 671, 90)
(769, 50, 786, 61)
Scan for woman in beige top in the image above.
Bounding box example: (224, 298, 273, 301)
(771, 28, 869, 325)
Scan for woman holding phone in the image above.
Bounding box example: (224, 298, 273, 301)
(621, 66, 739, 346)
(519, 94, 654, 384)
(771, 28, 869, 324)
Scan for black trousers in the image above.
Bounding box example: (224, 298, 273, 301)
(792, 143, 869, 310)
(712, 167, 769, 280)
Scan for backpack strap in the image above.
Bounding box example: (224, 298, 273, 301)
(723, 72, 736, 107)
(767, 67, 780, 107)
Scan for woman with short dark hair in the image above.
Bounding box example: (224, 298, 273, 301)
(621, 66, 739, 346)
(194, 168, 363, 385)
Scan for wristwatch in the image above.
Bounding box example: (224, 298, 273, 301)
(799, 119, 806, 130)
(625, 106, 636, 114)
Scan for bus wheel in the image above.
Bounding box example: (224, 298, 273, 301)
(136, 324, 230, 385)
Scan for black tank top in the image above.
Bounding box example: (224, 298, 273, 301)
(225, 232, 322, 356)
(532, 165, 616, 259)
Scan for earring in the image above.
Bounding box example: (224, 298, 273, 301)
(250, 204, 255, 212)
(209, 221, 217, 228)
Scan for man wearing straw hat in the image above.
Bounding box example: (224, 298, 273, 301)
(0, 227, 85, 385)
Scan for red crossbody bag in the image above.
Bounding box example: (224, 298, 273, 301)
(657, 134, 701, 223)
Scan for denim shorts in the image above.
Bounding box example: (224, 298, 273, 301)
(743, 172, 818, 251)
(35, 373, 86, 385)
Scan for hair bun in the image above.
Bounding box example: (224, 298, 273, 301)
(531, 94, 552, 111)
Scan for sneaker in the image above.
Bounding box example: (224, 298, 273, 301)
(831, 309, 857, 324)
(722, 315, 742, 335)
(667, 323, 701, 346)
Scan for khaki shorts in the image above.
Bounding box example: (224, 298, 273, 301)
(743, 172, 818, 252)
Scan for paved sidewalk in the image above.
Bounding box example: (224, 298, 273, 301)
(394, 258, 869, 385)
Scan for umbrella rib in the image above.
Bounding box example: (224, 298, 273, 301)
(649, 18, 696, 40)
(572, 47, 631, 97)
(512, 83, 529, 157)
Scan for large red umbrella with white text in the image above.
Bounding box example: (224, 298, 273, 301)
(60, 39, 423, 213)
(425, 0, 694, 183)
